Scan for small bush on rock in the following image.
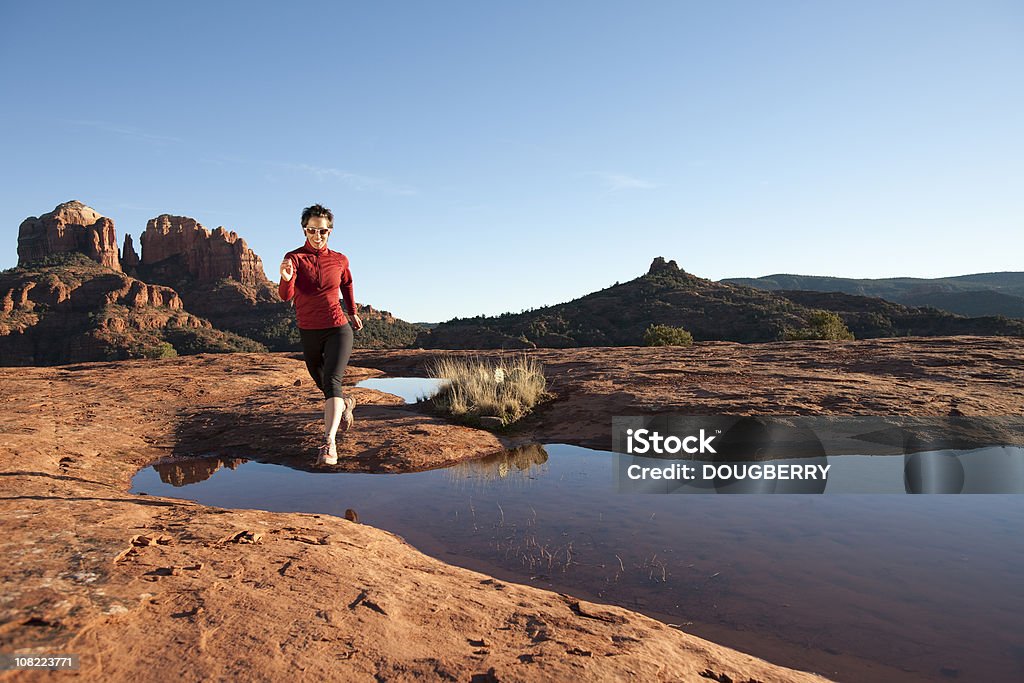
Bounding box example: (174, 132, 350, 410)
(643, 324, 694, 346)
(784, 310, 855, 341)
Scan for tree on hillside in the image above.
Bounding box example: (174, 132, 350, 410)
(643, 324, 694, 346)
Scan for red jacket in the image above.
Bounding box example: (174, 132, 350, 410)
(279, 243, 357, 330)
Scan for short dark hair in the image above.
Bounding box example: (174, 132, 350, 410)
(301, 204, 333, 228)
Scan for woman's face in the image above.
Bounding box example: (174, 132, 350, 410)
(303, 215, 332, 249)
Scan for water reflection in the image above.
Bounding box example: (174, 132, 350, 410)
(132, 444, 1024, 682)
(153, 456, 247, 487)
(445, 443, 549, 481)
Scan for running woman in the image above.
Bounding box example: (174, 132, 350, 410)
(279, 203, 363, 466)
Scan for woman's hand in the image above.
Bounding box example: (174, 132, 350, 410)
(351, 313, 364, 331)
(280, 258, 295, 282)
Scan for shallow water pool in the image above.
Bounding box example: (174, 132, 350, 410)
(353, 376, 447, 404)
(132, 442, 1024, 682)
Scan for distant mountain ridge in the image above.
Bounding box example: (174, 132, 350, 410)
(723, 272, 1024, 319)
(414, 258, 1024, 349)
(773, 290, 1024, 339)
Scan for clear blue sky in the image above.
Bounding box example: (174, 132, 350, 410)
(1, 1, 1021, 322)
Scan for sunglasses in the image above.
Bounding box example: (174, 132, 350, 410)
(304, 228, 331, 236)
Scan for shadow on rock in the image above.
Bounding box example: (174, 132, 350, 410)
(170, 394, 506, 475)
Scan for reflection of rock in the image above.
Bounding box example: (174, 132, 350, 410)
(448, 444, 549, 480)
(17, 200, 122, 271)
(154, 457, 247, 487)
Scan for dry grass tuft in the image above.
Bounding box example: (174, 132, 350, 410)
(425, 355, 548, 427)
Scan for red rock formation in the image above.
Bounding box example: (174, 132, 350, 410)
(648, 256, 682, 275)
(122, 233, 141, 269)
(0, 260, 268, 364)
(17, 200, 122, 271)
(0, 270, 183, 317)
(117, 279, 184, 309)
(140, 215, 269, 287)
(357, 303, 397, 324)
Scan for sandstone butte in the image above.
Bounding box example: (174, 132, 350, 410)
(138, 214, 270, 288)
(3, 337, 1024, 682)
(120, 234, 140, 270)
(17, 201, 122, 272)
(16, 201, 269, 290)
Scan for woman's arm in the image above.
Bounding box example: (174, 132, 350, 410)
(340, 266, 363, 330)
(340, 266, 356, 316)
(279, 257, 296, 301)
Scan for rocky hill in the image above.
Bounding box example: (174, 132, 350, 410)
(17, 200, 122, 271)
(415, 258, 1024, 349)
(134, 214, 270, 288)
(2, 201, 422, 365)
(0, 252, 262, 365)
(774, 289, 1024, 338)
(724, 272, 1024, 319)
(898, 289, 1024, 319)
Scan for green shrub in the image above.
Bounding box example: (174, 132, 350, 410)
(426, 355, 548, 427)
(643, 324, 694, 346)
(16, 252, 102, 271)
(355, 317, 423, 349)
(163, 327, 266, 354)
(784, 310, 855, 341)
(129, 340, 178, 359)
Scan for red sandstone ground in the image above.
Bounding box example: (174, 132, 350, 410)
(356, 336, 1024, 450)
(3, 336, 1023, 681)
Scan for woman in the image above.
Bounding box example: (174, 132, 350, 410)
(279, 203, 363, 466)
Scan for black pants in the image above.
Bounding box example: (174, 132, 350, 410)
(299, 324, 353, 399)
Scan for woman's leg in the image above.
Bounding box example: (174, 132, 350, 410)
(323, 397, 344, 452)
(300, 327, 340, 462)
(321, 324, 354, 453)
(299, 328, 327, 393)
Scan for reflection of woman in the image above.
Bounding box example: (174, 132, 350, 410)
(279, 204, 363, 466)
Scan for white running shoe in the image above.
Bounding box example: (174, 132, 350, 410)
(341, 396, 357, 432)
(318, 442, 338, 466)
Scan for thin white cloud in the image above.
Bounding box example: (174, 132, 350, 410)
(585, 171, 660, 191)
(202, 156, 420, 196)
(65, 119, 182, 144)
(280, 163, 419, 196)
